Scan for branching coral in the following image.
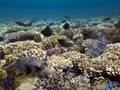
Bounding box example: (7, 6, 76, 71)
(41, 35, 61, 50)
(22, 48, 46, 59)
(47, 55, 73, 70)
(6, 40, 41, 57)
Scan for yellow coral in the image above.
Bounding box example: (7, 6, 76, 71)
(0, 69, 7, 80)
(3, 55, 19, 67)
(14, 76, 35, 88)
(41, 35, 61, 50)
(22, 48, 46, 59)
(3, 45, 13, 54)
(33, 31, 41, 42)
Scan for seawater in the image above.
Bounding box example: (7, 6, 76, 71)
(0, 0, 120, 19)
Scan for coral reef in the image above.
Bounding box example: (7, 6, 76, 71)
(0, 17, 120, 89)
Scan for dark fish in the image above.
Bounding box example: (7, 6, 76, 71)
(64, 15, 71, 19)
(41, 26, 53, 37)
(46, 21, 54, 27)
(60, 20, 66, 23)
(15, 21, 32, 27)
(0, 37, 4, 42)
(63, 23, 70, 30)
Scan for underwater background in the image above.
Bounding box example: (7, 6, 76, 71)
(0, 0, 120, 19)
(0, 0, 120, 90)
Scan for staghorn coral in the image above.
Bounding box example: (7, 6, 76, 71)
(47, 55, 73, 70)
(41, 35, 61, 50)
(5, 31, 35, 42)
(22, 48, 46, 59)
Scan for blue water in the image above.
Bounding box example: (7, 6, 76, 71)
(0, 0, 120, 19)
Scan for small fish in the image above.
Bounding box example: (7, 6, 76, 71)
(15, 21, 33, 27)
(64, 15, 71, 19)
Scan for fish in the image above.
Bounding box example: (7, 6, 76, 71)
(15, 21, 33, 27)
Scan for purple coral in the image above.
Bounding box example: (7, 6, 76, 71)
(46, 48, 62, 57)
(85, 35, 108, 58)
